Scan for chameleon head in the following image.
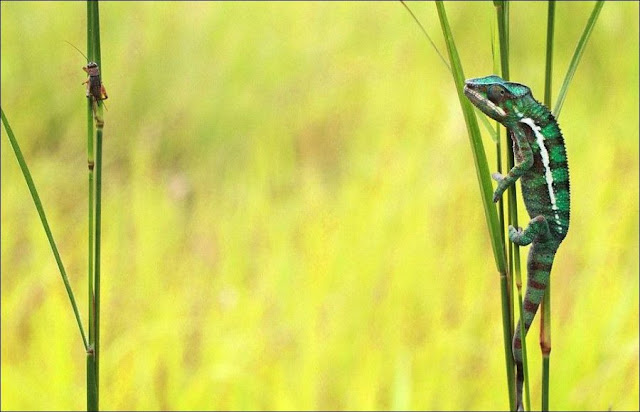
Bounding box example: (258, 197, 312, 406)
(82, 62, 100, 77)
(463, 75, 532, 124)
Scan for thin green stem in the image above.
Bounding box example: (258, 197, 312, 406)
(1, 108, 89, 350)
(544, 1, 556, 106)
(495, 2, 527, 411)
(491, 22, 506, 249)
(541, 356, 551, 410)
(434, 3, 513, 410)
(495, 0, 510, 81)
(541, 282, 551, 411)
(86, 1, 104, 410)
(399, 1, 499, 144)
(553, 0, 604, 118)
(541, 2, 556, 411)
(516, 295, 531, 411)
(86, 0, 98, 407)
(94, 108, 103, 404)
(399, 0, 451, 72)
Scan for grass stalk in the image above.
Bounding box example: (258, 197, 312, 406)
(86, 2, 97, 408)
(540, 2, 556, 411)
(491, 24, 506, 249)
(86, 0, 105, 409)
(1, 108, 89, 351)
(553, 1, 604, 118)
(494, 2, 532, 410)
(433, 3, 514, 410)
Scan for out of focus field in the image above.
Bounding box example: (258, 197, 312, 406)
(1, 2, 638, 410)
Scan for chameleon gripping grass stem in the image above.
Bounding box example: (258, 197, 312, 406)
(463, 75, 570, 411)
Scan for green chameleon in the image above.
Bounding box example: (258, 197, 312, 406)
(463, 75, 570, 411)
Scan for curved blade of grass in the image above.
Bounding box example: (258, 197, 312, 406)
(399, 0, 451, 72)
(434, 3, 514, 409)
(553, 0, 604, 118)
(434, 3, 506, 271)
(399, 1, 500, 144)
(1, 108, 89, 350)
(540, 2, 556, 411)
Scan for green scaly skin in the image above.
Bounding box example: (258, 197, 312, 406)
(463, 75, 570, 411)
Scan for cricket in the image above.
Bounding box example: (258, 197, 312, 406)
(65, 41, 108, 110)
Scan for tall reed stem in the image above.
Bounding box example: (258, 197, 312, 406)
(540, 2, 556, 411)
(434, 3, 514, 410)
(86, 1, 105, 409)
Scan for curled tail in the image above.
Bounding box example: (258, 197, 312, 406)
(512, 240, 559, 411)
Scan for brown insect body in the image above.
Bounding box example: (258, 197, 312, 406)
(83, 62, 108, 102)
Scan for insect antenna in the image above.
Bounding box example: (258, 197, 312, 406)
(65, 40, 90, 62)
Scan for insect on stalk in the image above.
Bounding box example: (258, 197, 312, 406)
(65, 41, 108, 113)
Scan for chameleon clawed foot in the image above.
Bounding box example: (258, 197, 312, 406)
(508, 225, 522, 239)
(491, 173, 508, 202)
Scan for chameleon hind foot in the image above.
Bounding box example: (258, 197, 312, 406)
(509, 215, 550, 246)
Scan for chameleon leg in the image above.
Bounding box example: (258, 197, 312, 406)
(491, 130, 534, 203)
(508, 215, 551, 246)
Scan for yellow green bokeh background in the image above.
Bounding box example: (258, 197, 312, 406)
(1, 2, 638, 410)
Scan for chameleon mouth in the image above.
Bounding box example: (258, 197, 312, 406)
(463, 85, 507, 118)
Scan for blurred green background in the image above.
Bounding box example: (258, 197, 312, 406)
(1, 1, 638, 410)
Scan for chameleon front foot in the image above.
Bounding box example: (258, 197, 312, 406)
(491, 173, 508, 203)
(491, 172, 504, 182)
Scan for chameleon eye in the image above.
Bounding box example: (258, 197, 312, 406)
(488, 85, 506, 104)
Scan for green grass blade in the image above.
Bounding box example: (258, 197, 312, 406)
(399, 1, 451, 73)
(490, 15, 506, 249)
(399, 1, 499, 145)
(87, 352, 98, 411)
(541, 355, 550, 410)
(86, 0, 98, 408)
(494, 0, 510, 81)
(86, 3, 97, 408)
(494, 0, 518, 333)
(86, 0, 105, 409)
(1, 108, 89, 350)
(92, 110, 104, 411)
(553, 1, 604, 118)
(434, 3, 514, 409)
(544, 1, 556, 107)
(541, 2, 556, 411)
(434, 3, 506, 267)
(495, 2, 530, 410)
(478, 112, 499, 144)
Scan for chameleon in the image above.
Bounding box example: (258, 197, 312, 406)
(463, 75, 570, 411)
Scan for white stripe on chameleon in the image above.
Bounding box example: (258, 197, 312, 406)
(520, 117, 563, 232)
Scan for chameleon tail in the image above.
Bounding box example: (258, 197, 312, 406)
(512, 240, 559, 411)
